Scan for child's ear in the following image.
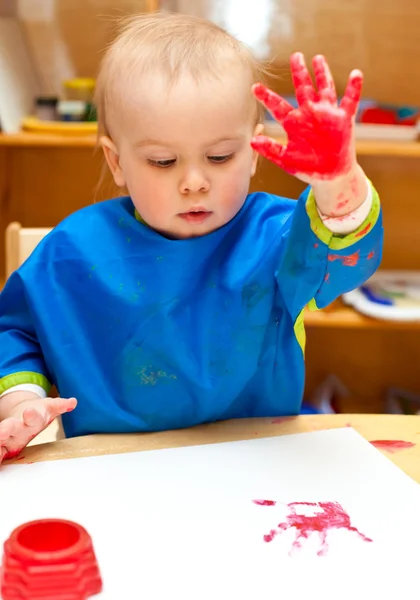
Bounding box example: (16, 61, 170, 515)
(251, 123, 264, 177)
(100, 136, 126, 187)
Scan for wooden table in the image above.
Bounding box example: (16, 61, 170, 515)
(7, 414, 420, 483)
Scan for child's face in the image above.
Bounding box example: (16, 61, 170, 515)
(102, 71, 262, 239)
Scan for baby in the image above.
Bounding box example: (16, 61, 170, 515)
(0, 13, 382, 463)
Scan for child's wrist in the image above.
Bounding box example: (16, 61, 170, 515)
(312, 163, 367, 218)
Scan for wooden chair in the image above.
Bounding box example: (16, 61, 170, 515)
(5, 222, 52, 280)
(4, 222, 62, 445)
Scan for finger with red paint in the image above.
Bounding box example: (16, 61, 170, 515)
(250, 106, 309, 172)
(250, 136, 286, 170)
(340, 69, 363, 118)
(0, 396, 77, 465)
(252, 84, 294, 124)
(290, 52, 317, 106)
(312, 55, 337, 105)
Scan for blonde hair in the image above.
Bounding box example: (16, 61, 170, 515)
(94, 12, 267, 140)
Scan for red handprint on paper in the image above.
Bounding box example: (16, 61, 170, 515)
(253, 500, 373, 556)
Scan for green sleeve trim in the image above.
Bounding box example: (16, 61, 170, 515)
(307, 298, 319, 311)
(306, 181, 380, 250)
(294, 299, 319, 353)
(0, 372, 51, 395)
(293, 308, 306, 354)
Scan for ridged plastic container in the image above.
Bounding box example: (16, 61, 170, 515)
(0, 519, 102, 599)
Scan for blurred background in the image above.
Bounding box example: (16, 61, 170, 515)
(1, 0, 420, 417)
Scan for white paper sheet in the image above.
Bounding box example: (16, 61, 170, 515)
(1, 427, 419, 599)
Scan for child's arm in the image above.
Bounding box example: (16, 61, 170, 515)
(0, 391, 77, 463)
(252, 53, 366, 219)
(251, 53, 382, 318)
(0, 271, 77, 464)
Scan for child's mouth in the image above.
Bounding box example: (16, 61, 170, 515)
(179, 210, 212, 224)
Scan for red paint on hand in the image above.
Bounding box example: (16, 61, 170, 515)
(328, 250, 360, 267)
(258, 501, 372, 556)
(3, 448, 24, 462)
(370, 440, 415, 454)
(252, 53, 363, 180)
(253, 499, 277, 506)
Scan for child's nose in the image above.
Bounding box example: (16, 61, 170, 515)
(179, 168, 210, 194)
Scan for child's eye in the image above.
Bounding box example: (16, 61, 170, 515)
(148, 159, 176, 168)
(208, 154, 234, 164)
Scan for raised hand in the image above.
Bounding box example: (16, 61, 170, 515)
(251, 53, 363, 184)
(0, 396, 77, 465)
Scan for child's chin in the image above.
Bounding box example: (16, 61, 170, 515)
(173, 219, 221, 239)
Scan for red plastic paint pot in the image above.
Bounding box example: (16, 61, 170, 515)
(0, 519, 102, 599)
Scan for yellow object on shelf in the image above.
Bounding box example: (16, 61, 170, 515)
(21, 117, 97, 136)
(64, 78, 96, 102)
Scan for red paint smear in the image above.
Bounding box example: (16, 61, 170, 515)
(328, 250, 360, 267)
(264, 529, 278, 542)
(346, 422, 352, 427)
(251, 55, 362, 179)
(260, 501, 372, 556)
(355, 222, 372, 238)
(350, 176, 359, 197)
(324, 272, 330, 282)
(271, 418, 288, 424)
(367, 251, 375, 260)
(253, 499, 277, 506)
(3, 449, 24, 461)
(314, 243, 319, 248)
(370, 440, 415, 454)
(336, 198, 350, 211)
(322, 212, 353, 222)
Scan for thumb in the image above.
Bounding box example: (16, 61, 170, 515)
(250, 136, 286, 169)
(45, 397, 78, 419)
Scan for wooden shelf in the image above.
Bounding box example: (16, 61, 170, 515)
(353, 139, 420, 157)
(0, 133, 97, 148)
(305, 299, 420, 329)
(1, 133, 420, 156)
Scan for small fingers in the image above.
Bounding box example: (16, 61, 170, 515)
(0, 446, 8, 465)
(0, 418, 23, 441)
(0, 445, 6, 459)
(45, 397, 78, 419)
(251, 136, 287, 168)
(312, 55, 337, 104)
(0, 420, 12, 441)
(290, 52, 316, 106)
(340, 69, 363, 118)
(252, 83, 294, 124)
(22, 407, 46, 429)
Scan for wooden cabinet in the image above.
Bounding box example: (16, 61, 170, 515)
(1, 133, 419, 412)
